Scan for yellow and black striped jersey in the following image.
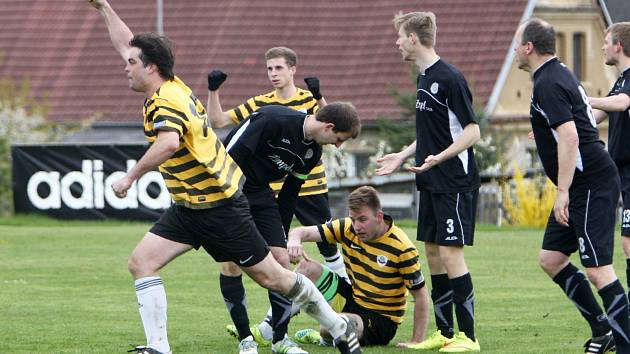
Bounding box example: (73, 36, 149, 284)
(317, 215, 424, 324)
(227, 87, 327, 197)
(143, 76, 243, 209)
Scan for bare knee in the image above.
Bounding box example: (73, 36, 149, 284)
(295, 259, 323, 282)
(538, 251, 569, 277)
(585, 266, 617, 290)
(128, 252, 158, 279)
(221, 262, 242, 276)
(242, 254, 292, 293)
(622, 237, 630, 258)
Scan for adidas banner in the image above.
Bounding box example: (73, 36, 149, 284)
(12, 144, 170, 221)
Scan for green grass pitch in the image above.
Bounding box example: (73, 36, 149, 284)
(0, 215, 626, 353)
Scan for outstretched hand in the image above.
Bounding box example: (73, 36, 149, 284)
(375, 153, 403, 176)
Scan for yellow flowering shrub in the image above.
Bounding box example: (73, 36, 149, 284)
(502, 165, 556, 227)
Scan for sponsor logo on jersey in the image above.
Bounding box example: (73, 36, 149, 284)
(376, 255, 388, 267)
(416, 100, 433, 112)
(430, 82, 439, 94)
(305, 149, 313, 159)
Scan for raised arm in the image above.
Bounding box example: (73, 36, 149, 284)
(88, 0, 133, 60)
(206, 69, 234, 128)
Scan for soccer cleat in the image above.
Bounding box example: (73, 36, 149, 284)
(238, 335, 259, 354)
(226, 324, 271, 347)
(227, 324, 239, 339)
(333, 315, 362, 354)
(584, 331, 615, 353)
(127, 346, 171, 354)
(272, 334, 308, 354)
(439, 332, 480, 352)
(294, 328, 322, 345)
(404, 329, 455, 350)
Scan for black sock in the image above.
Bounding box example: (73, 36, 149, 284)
(625, 258, 630, 299)
(220, 274, 251, 340)
(431, 273, 454, 338)
(599, 280, 630, 351)
(269, 290, 292, 343)
(552, 263, 610, 337)
(451, 273, 475, 341)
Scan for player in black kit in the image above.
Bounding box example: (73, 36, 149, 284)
(377, 11, 481, 353)
(222, 103, 361, 354)
(589, 22, 630, 302)
(516, 18, 630, 354)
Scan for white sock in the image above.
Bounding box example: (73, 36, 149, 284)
(135, 277, 170, 353)
(287, 273, 347, 339)
(324, 250, 348, 280)
(259, 302, 301, 340)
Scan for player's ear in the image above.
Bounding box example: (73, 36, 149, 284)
(325, 122, 335, 131)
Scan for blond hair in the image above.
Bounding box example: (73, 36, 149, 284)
(393, 11, 437, 47)
(607, 22, 630, 57)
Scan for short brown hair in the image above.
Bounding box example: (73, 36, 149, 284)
(265, 47, 298, 67)
(315, 102, 361, 138)
(347, 186, 381, 213)
(393, 11, 437, 47)
(521, 18, 556, 56)
(607, 22, 630, 57)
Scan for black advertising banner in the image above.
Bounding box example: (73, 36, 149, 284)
(12, 144, 170, 221)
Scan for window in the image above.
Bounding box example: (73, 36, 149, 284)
(573, 33, 585, 81)
(556, 32, 566, 62)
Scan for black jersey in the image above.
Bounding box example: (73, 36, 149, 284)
(415, 59, 480, 193)
(224, 105, 322, 228)
(530, 57, 616, 186)
(606, 67, 630, 166)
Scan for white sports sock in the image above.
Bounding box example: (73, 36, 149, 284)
(134, 277, 170, 353)
(324, 250, 348, 280)
(287, 273, 346, 339)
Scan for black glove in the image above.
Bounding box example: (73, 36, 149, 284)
(207, 69, 227, 91)
(304, 77, 322, 100)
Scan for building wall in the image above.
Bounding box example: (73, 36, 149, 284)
(490, 0, 618, 164)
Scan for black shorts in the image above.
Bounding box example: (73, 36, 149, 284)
(334, 279, 398, 346)
(417, 190, 478, 246)
(245, 189, 287, 248)
(149, 193, 269, 267)
(295, 193, 331, 225)
(542, 175, 620, 267)
(618, 164, 630, 236)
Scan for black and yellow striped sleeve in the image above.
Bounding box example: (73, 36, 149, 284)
(151, 99, 191, 136)
(317, 218, 345, 245)
(398, 243, 424, 290)
(228, 96, 260, 124)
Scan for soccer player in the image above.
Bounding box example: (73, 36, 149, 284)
(207, 49, 346, 279)
(589, 22, 630, 301)
(376, 11, 481, 352)
(515, 17, 630, 353)
(87, 1, 362, 354)
(286, 186, 430, 347)
(220, 103, 360, 354)
(206, 48, 348, 346)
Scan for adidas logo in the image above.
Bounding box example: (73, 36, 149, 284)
(445, 236, 458, 241)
